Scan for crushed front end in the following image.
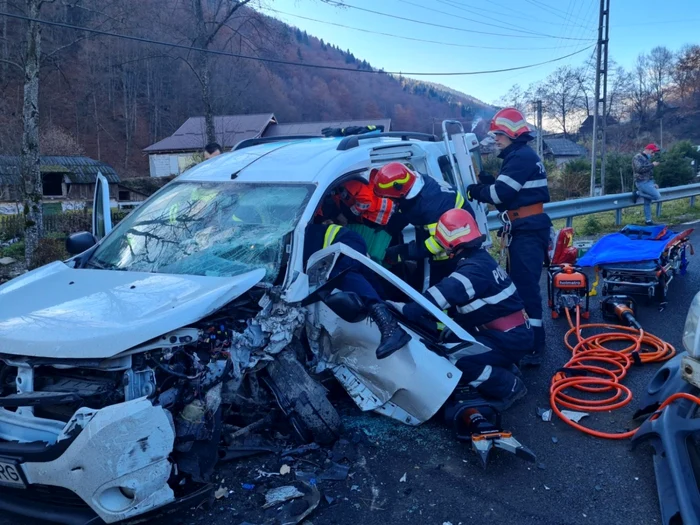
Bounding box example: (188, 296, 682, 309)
(0, 287, 307, 524)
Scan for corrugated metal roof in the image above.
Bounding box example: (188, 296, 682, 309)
(543, 138, 588, 157)
(262, 118, 393, 137)
(144, 113, 276, 152)
(0, 156, 120, 185)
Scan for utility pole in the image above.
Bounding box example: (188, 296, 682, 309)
(589, 0, 611, 196)
(534, 100, 544, 158)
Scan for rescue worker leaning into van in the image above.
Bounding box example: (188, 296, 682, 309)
(465, 108, 551, 367)
(373, 162, 472, 285)
(304, 206, 411, 360)
(389, 208, 532, 410)
(337, 175, 396, 227)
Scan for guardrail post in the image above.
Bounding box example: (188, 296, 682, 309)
(615, 209, 622, 226)
(566, 217, 573, 228)
(656, 202, 662, 218)
(691, 196, 696, 207)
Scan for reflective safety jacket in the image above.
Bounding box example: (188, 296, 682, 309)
(303, 223, 366, 263)
(471, 141, 551, 230)
(420, 248, 526, 328)
(387, 176, 469, 260)
(339, 180, 395, 226)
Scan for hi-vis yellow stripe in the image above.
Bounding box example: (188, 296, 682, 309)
(323, 225, 342, 249)
(377, 172, 411, 189)
(456, 192, 465, 209)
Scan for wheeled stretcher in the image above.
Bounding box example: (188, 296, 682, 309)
(577, 225, 694, 302)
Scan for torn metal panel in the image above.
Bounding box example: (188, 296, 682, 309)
(314, 302, 461, 424)
(306, 243, 480, 344)
(21, 398, 176, 524)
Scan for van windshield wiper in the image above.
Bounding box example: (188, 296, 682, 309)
(85, 258, 117, 270)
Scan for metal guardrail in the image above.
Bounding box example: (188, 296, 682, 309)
(486, 183, 700, 231)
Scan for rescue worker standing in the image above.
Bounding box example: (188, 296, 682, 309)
(389, 209, 532, 409)
(373, 162, 471, 285)
(304, 217, 411, 359)
(465, 108, 551, 367)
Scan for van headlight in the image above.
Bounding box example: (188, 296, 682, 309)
(683, 292, 700, 358)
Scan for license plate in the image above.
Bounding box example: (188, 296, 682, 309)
(0, 461, 26, 488)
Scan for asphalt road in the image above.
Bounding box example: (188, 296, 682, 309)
(4, 224, 700, 525)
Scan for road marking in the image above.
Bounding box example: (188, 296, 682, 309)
(682, 219, 700, 225)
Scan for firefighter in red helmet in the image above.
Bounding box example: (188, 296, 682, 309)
(373, 161, 472, 285)
(465, 107, 551, 367)
(388, 208, 532, 410)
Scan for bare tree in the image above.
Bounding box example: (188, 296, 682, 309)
(631, 54, 653, 123)
(673, 44, 700, 107)
(495, 83, 530, 114)
(647, 45, 675, 114)
(536, 66, 582, 138)
(185, 0, 254, 145)
(20, 0, 47, 267)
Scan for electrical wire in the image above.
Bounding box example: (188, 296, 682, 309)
(321, 0, 594, 40)
(397, 0, 587, 40)
(261, 7, 591, 51)
(0, 11, 595, 77)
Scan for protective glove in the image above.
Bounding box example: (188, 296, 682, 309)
(478, 171, 496, 185)
(384, 241, 419, 264)
(384, 244, 408, 265)
(466, 183, 485, 202)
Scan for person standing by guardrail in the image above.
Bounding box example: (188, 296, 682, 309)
(465, 108, 551, 368)
(632, 143, 661, 226)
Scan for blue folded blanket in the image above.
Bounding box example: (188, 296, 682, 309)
(578, 225, 677, 267)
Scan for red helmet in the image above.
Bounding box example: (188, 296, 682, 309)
(373, 162, 418, 199)
(435, 208, 483, 251)
(489, 107, 531, 140)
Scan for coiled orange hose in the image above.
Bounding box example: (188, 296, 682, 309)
(549, 305, 700, 439)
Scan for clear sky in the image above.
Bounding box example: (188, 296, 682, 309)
(261, 0, 700, 105)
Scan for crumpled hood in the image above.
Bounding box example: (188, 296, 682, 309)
(0, 262, 266, 359)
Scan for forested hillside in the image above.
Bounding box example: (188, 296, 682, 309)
(0, 1, 492, 176)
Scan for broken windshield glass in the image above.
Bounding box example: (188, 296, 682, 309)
(90, 182, 314, 281)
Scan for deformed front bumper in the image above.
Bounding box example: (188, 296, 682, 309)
(0, 398, 176, 525)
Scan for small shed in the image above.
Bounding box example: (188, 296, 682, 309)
(542, 138, 588, 166)
(0, 156, 120, 214)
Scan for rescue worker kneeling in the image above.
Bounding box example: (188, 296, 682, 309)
(304, 219, 411, 359)
(389, 209, 532, 409)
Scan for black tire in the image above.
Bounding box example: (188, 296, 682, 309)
(265, 344, 341, 445)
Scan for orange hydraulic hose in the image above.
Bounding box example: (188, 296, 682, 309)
(549, 305, 700, 439)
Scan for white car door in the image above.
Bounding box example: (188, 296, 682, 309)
(303, 243, 492, 427)
(92, 172, 112, 240)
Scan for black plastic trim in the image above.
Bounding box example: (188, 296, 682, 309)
(336, 131, 439, 151)
(232, 135, 319, 151)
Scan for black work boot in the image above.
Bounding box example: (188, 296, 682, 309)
(519, 351, 542, 368)
(369, 302, 411, 359)
(632, 190, 639, 204)
(488, 377, 528, 413)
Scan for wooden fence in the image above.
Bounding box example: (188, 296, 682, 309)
(0, 210, 128, 241)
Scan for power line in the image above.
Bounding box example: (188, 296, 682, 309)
(262, 7, 590, 51)
(0, 11, 596, 76)
(397, 0, 579, 40)
(321, 0, 594, 40)
(525, 0, 592, 25)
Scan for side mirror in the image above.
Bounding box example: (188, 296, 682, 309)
(66, 231, 97, 255)
(323, 291, 368, 324)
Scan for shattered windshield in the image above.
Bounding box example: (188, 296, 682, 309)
(89, 182, 314, 281)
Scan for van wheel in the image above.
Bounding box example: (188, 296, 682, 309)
(265, 344, 341, 445)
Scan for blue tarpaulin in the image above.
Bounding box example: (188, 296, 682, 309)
(578, 225, 677, 267)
